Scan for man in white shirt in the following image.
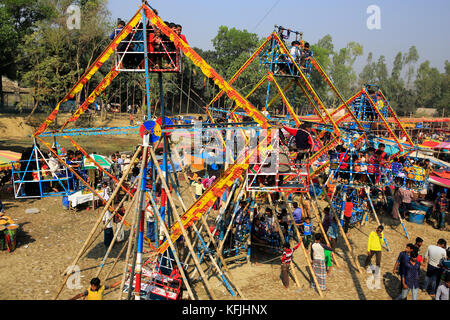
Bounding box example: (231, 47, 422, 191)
(145, 202, 156, 242)
(101, 182, 111, 203)
(102, 209, 114, 248)
(422, 239, 447, 296)
(289, 41, 301, 63)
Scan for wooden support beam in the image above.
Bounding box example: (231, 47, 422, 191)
(303, 193, 340, 268)
(265, 196, 301, 289)
(283, 205, 322, 292)
(118, 146, 147, 299)
(53, 146, 142, 300)
(316, 178, 363, 274)
(149, 147, 218, 300)
(147, 192, 196, 300)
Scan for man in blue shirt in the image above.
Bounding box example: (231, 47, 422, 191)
(393, 243, 415, 289)
(292, 202, 302, 224)
(396, 251, 421, 300)
(110, 20, 125, 40)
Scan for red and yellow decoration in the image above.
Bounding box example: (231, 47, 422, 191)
(61, 67, 120, 129)
(33, 10, 143, 137)
(143, 5, 270, 130)
(157, 162, 248, 254)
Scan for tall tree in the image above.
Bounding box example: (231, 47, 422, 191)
(18, 0, 111, 118)
(403, 45, 419, 89)
(359, 52, 376, 86)
(212, 26, 259, 78)
(329, 42, 363, 104)
(414, 60, 442, 110)
(0, 0, 53, 106)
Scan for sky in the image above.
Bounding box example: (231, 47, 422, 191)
(107, 0, 450, 74)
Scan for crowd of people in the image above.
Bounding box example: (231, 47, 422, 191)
(393, 237, 449, 300)
(329, 142, 432, 189)
(275, 40, 312, 76)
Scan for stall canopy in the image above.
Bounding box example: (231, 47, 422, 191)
(0, 150, 21, 171)
(84, 154, 112, 170)
(420, 140, 450, 149)
(429, 175, 450, 188)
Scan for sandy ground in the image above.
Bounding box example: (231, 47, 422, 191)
(0, 180, 448, 300)
(0, 114, 448, 300)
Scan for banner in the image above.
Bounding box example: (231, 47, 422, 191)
(157, 163, 248, 254)
(33, 10, 143, 136)
(61, 67, 120, 128)
(143, 5, 270, 129)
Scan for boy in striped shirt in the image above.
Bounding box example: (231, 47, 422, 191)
(281, 242, 301, 288)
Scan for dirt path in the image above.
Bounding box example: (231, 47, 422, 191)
(0, 189, 448, 300)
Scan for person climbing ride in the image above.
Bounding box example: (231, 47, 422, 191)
(281, 123, 313, 163)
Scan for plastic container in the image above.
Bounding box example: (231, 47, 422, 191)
(408, 210, 425, 224)
(62, 196, 69, 210)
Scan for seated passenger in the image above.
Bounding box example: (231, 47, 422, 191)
(147, 28, 163, 69)
(289, 40, 301, 74)
(337, 146, 350, 183)
(390, 157, 403, 184)
(110, 20, 125, 40)
(367, 150, 381, 185)
(175, 24, 188, 44)
(299, 42, 312, 70)
(130, 22, 145, 68)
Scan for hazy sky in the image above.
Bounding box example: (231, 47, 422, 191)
(107, 0, 450, 74)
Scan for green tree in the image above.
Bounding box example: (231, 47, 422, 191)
(414, 60, 443, 110)
(212, 26, 259, 78)
(403, 45, 419, 89)
(329, 42, 363, 104)
(18, 0, 111, 119)
(310, 34, 335, 106)
(0, 0, 53, 106)
(385, 52, 406, 114)
(359, 52, 376, 86)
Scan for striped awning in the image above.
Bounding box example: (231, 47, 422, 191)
(0, 150, 21, 171)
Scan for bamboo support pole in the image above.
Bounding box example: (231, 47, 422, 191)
(217, 189, 248, 255)
(365, 187, 390, 252)
(381, 191, 409, 239)
(53, 145, 142, 300)
(95, 188, 139, 278)
(104, 239, 128, 282)
(267, 196, 301, 289)
(149, 147, 217, 300)
(303, 193, 340, 268)
(247, 191, 256, 264)
(147, 192, 196, 300)
(316, 178, 363, 274)
(118, 147, 147, 299)
(117, 201, 139, 300)
(166, 166, 245, 299)
(185, 181, 239, 274)
(82, 176, 139, 257)
(282, 200, 323, 296)
(199, 214, 246, 299)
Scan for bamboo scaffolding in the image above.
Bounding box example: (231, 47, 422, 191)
(266, 196, 301, 289)
(53, 145, 142, 300)
(303, 193, 340, 267)
(149, 147, 218, 300)
(316, 178, 363, 274)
